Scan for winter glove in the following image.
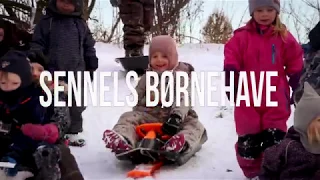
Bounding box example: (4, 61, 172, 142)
(110, 0, 120, 7)
(224, 66, 239, 103)
(288, 71, 302, 105)
(21, 123, 59, 144)
(162, 114, 182, 136)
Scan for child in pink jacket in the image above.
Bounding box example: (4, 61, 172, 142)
(223, 0, 303, 178)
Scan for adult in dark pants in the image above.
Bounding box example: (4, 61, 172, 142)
(110, 0, 154, 57)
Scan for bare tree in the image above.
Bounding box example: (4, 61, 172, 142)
(152, 0, 191, 37)
(91, 7, 122, 43)
(0, 0, 97, 29)
(177, 0, 204, 43)
(282, 0, 320, 42)
(202, 9, 233, 44)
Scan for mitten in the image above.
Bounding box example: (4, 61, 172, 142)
(110, 0, 120, 7)
(162, 114, 182, 136)
(21, 123, 59, 144)
(224, 66, 239, 103)
(288, 72, 301, 105)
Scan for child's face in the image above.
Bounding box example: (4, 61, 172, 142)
(150, 52, 169, 72)
(30, 62, 52, 86)
(253, 6, 277, 26)
(307, 118, 320, 144)
(0, 28, 4, 42)
(56, 0, 75, 14)
(0, 71, 21, 91)
(31, 62, 44, 82)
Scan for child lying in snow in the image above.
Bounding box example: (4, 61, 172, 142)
(0, 50, 69, 179)
(259, 82, 320, 179)
(103, 35, 208, 165)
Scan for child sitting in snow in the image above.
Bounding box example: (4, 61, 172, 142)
(27, 51, 85, 180)
(223, 0, 303, 178)
(0, 50, 69, 179)
(260, 82, 320, 179)
(102, 35, 208, 165)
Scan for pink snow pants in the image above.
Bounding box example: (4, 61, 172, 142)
(234, 103, 290, 178)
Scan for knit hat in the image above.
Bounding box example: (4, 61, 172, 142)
(149, 35, 178, 70)
(249, 0, 280, 15)
(294, 82, 320, 154)
(0, 50, 33, 89)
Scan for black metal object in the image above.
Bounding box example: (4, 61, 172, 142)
(116, 56, 149, 76)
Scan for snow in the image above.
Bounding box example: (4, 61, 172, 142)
(72, 43, 295, 179)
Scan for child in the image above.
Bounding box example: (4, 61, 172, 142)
(260, 82, 320, 179)
(102, 35, 208, 164)
(28, 51, 85, 180)
(0, 50, 70, 179)
(223, 0, 303, 178)
(30, 0, 99, 146)
(294, 21, 320, 104)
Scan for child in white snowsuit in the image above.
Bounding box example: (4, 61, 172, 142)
(102, 35, 208, 165)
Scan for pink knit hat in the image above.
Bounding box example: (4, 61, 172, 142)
(149, 35, 178, 70)
(249, 0, 280, 15)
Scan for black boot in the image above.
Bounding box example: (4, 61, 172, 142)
(261, 128, 286, 151)
(125, 47, 143, 57)
(33, 145, 61, 180)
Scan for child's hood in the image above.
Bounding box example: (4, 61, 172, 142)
(149, 35, 178, 71)
(294, 82, 320, 154)
(0, 50, 33, 89)
(47, 0, 84, 17)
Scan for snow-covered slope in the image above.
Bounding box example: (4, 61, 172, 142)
(72, 42, 295, 179)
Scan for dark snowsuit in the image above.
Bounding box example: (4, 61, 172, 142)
(260, 127, 320, 180)
(30, 0, 98, 134)
(119, 0, 154, 55)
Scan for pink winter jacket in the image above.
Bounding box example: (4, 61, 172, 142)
(224, 19, 303, 108)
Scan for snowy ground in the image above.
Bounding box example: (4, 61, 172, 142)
(71, 43, 295, 180)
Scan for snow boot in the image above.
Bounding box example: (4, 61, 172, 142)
(57, 143, 84, 180)
(162, 134, 187, 153)
(125, 47, 143, 57)
(102, 130, 133, 154)
(161, 134, 188, 161)
(65, 133, 86, 147)
(33, 145, 61, 180)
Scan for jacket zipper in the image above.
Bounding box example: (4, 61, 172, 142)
(272, 44, 276, 64)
